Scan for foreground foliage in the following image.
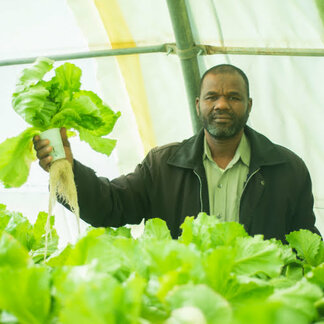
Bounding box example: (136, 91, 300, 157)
(0, 205, 323, 324)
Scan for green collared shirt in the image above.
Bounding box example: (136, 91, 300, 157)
(203, 133, 251, 222)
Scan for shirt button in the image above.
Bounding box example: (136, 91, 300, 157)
(217, 183, 222, 188)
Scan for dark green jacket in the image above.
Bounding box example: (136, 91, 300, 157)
(73, 126, 320, 241)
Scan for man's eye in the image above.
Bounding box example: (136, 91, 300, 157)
(229, 96, 240, 101)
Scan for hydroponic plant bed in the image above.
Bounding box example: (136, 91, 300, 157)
(0, 204, 323, 324)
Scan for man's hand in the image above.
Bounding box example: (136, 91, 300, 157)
(33, 128, 73, 172)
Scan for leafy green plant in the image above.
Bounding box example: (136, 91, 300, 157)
(0, 57, 120, 188)
(0, 204, 58, 263)
(0, 57, 120, 257)
(0, 209, 323, 324)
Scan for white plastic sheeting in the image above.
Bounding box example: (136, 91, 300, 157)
(0, 0, 323, 245)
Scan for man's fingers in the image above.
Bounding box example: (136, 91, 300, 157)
(39, 156, 53, 172)
(33, 138, 50, 151)
(36, 145, 53, 160)
(33, 134, 53, 172)
(33, 135, 40, 142)
(60, 127, 70, 147)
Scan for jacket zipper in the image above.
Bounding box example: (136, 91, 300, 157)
(193, 170, 204, 212)
(194, 167, 260, 215)
(239, 168, 260, 212)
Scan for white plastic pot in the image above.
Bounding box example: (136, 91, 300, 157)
(39, 128, 66, 162)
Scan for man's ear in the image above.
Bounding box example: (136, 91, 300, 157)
(195, 97, 200, 116)
(248, 98, 252, 114)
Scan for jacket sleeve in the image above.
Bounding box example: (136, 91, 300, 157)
(289, 163, 322, 237)
(71, 156, 153, 228)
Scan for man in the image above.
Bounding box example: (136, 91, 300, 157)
(33, 64, 321, 241)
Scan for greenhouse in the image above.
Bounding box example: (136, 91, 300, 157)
(0, 0, 324, 323)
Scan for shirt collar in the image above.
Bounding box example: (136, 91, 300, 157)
(203, 132, 251, 169)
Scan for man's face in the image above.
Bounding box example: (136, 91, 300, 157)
(196, 72, 252, 140)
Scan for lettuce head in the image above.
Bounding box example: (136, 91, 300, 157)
(0, 57, 120, 188)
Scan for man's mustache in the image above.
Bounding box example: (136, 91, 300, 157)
(209, 111, 234, 119)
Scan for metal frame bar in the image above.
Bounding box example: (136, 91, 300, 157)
(0, 44, 169, 67)
(3, 44, 324, 68)
(204, 45, 324, 57)
(166, 0, 202, 133)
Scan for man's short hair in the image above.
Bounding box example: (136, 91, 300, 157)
(199, 64, 250, 97)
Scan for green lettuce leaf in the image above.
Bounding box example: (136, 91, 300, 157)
(233, 235, 283, 278)
(179, 213, 220, 251)
(269, 279, 323, 323)
(269, 238, 299, 266)
(0, 127, 39, 188)
(105, 226, 132, 238)
(29, 212, 59, 263)
(0, 204, 10, 230)
(47, 228, 143, 281)
(201, 247, 273, 302)
(0, 207, 58, 263)
(144, 240, 199, 277)
(3, 210, 33, 249)
(53, 265, 145, 324)
(202, 246, 236, 294)
(286, 230, 323, 266)
(166, 284, 232, 324)
(233, 299, 308, 324)
(225, 276, 273, 305)
(141, 218, 172, 241)
(15, 57, 53, 91)
(0, 231, 31, 268)
(0, 266, 51, 324)
(53, 62, 81, 93)
(46, 244, 74, 267)
(78, 128, 117, 157)
(75, 90, 121, 136)
(179, 213, 248, 251)
(51, 93, 103, 130)
(306, 263, 324, 289)
(12, 85, 58, 129)
(210, 221, 248, 247)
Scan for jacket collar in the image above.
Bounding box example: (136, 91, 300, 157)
(167, 126, 288, 172)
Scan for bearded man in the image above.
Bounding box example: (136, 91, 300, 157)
(33, 64, 321, 241)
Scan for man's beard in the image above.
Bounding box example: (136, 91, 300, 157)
(199, 106, 250, 140)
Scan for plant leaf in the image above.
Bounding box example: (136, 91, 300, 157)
(286, 230, 323, 266)
(3, 211, 33, 249)
(0, 231, 31, 268)
(269, 279, 323, 323)
(306, 263, 324, 289)
(141, 218, 172, 241)
(234, 235, 283, 278)
(166, 284, 232, 324)
(179, 213, 219, 251)
(0, 128, 39, 188)
(78, 128, 117, 157)
(15, 57, 53, 90)
(54, 62, 81, 93)
(210, 221, 248, 247)
(0, 266, 51, 324)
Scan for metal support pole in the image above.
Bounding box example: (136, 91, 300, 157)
(3, 44, 324, 68)
(166, 0, 201, 133)
(203, 45, 324, 57)
(0, 44, 168, 67)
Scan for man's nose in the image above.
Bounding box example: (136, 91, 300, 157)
(213, 96, 229, 110)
